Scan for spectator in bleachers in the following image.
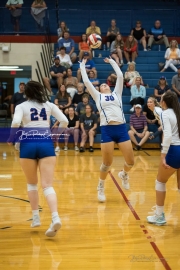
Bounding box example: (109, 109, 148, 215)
(147, 20, 169, 51)
(6, 0, 23, 34)
(54, 84, 72, 113)
(11, 82, 26, 118)
(63, 107, 80, 151)
(110, 34, 124, 66)
(56, 46, 72, 69)
(31, 0, 47, 30)
(64, 68, 78, 99)
(107, 73, 117, 86)
(160, 40, 180, 72)
(72, 83, 85, 108)
(106, 19, 120, 50)
(76, 93, 95, 116)
(79, 34, 92, 61)
(77, 52, 97, 82)
(58, 31, 77, 63)
(86, 20, 101, 37)
(79, 104, 97, 152)
(130, 77, 146, 112)
(0, 95, 12, 110)
(154, 76, 170, 102)
(130, 21, 147, 51)
(143, 97, 157, 124)
(88, 71, 100, 90)
(43, 56, 66, 94)
(128, 104, 150, 150)
(57, 21, 69, 41)
(124, 35, 138, 64)
(171, 66, 180, 101)
(124, 63, 143, 87)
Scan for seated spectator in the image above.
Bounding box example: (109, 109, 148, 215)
(161, 40, 180, 72)
(72, 83, 85, 108)
(76, 93, 95, 116)
(79, 104, 97, 152)
(43, 57, 66, 94)
(57, 21, 69, 41)
(128, 104, 150, 150)
(86, 20, 101, 37)
(6, 0, 23, 34)
(64, 68, 78, 98)
(106, 19, 120, 50)
(124, 35, 138, 64)
(88, 70, 100, 90)
(58, 31, 77, 63)
(63, 107, 80, 151)
(56, 46, 72, 69)
(0, 95, 12, 110)
(77, 52, 97, 82)
(54, 84, 72, 113)
(154, 76, 170, 102)
(147, 20, 169, 51)
(143, 96, 158, 124)
(110, 34, 124, 66)
(107, 73, 117, 86)
(130, 21, 147, 51)
(130, 77, 146, 112)
(171, 66, 180, 101)
(79, 34, 92, 61)
(124, 63, 143, 87)
(31, 0, 47, 30)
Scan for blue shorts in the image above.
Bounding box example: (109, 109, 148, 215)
(20, 141, 55, 159)
(166, 145, 180, 169)
(101, 123, 130, 144)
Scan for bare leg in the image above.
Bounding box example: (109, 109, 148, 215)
(43, 77, 52, 93)
(128, 130, 138, 146)
(77, 69, 82, 82)
(88, 130, 95, 147)
(80, 131, 87, 147)
(141, 36, 147, 50)
(124, 51, 130, 63)
(73, 128, 80, 145)
(111, 53, 120, 65)
(79, 50, 84, 61)
(100, 142, 114, 180)
(138, 131, 150, 147)
(57, 76, 63, 88)
(118, 140, 134, 173)
(131, 51, 137, 62)
(116, 48, 123, 62)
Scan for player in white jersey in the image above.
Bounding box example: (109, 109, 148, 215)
(9, 81, 68, 237)
(147, 92, 180, 225)
(80, 57, 134, 202)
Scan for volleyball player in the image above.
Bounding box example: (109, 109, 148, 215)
(80, 57, 134, 202)
(9, 81, 68, 237)
(147, 92, 180, 225)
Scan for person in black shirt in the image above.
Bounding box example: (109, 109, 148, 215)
(154, 76, 170, 102)
(43, 57, 66, 94)
(79, 104, 97, 152)
(72, 83, 85, 108)
(143, 103, 157, 124)
(11, 82, 26, 117)
(131, 21, 147, 51)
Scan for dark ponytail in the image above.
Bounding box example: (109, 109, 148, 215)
(162, 91, 180, 137)
(25, 81, 50, 103)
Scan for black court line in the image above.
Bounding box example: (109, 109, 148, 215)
(143, 150, 151, 156)
(109, 171, 172, 270)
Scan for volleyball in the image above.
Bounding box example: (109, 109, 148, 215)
(88, 34, 102, 49)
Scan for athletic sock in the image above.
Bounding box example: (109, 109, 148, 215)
(155, 205, 164, 216)
(98, 179, 105, 188)
(123, 169, 128, 175)
(32, 210, 39, 216)
(52, 212, 59, 221)
(178, 189, 180, 193)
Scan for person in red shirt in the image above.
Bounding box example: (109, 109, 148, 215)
(78, 34, 92, 61)
(124, 35, 138, 64)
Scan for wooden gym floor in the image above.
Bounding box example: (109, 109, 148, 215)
(0, 143, 179, 270)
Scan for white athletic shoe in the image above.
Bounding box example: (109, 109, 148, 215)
(64, 146, 68, 151)
(31, 215, 41, 228)
(118, 171, 130, 190)
(74, 146, 79, 151)
(14, 142, 20, 151)
(55, 146, 60, 152)
(147, 213, 166, 226)
(45, 216, 62, 237)
(97, 186, 106, 202)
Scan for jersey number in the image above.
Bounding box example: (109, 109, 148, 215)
(30, 108, 47, 121)
(105, 96, 114, 101)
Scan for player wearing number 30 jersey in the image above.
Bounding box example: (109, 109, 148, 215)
(10, 81, 68, 237)
(80, 58, 134, 202)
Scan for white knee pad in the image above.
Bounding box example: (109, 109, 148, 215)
(155, 180, 166, 192)
(124, 161, 134, 168)
(43, 187, 56, 197)
(100, 163, 110, 172)
(27, 184, 38, 191)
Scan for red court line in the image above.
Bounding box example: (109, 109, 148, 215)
(109, 171, 172, 270)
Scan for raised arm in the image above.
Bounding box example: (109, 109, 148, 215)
(79, 60, 100, 101)
(105, 58, 123, 95)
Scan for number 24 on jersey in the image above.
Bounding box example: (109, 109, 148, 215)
(30, 108, 47, 121)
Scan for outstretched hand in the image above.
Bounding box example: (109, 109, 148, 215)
(104, 57, 111, 63)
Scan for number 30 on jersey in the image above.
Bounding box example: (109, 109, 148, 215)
(30, 108, 47, 121)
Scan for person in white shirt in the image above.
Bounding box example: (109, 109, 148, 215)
(161, 40, 180, 73)
(147, 91, 180, 226)
(80, 57, 134, 202)
(56, 46, 72, 69)
(9, 81, 68, 237)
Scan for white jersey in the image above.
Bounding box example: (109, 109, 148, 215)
(161, 108, 180, 154)
(11, 100, 68, 128)
(80, 59, 125, 126)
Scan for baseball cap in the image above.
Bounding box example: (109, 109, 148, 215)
(19, 82, 25, 85)
(160, 76, 166, 80)
(84, 52, 89, 56)
(177, 66, 180, 69)
(54, 56, 60, 60)
(135, 104, 142, 108)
